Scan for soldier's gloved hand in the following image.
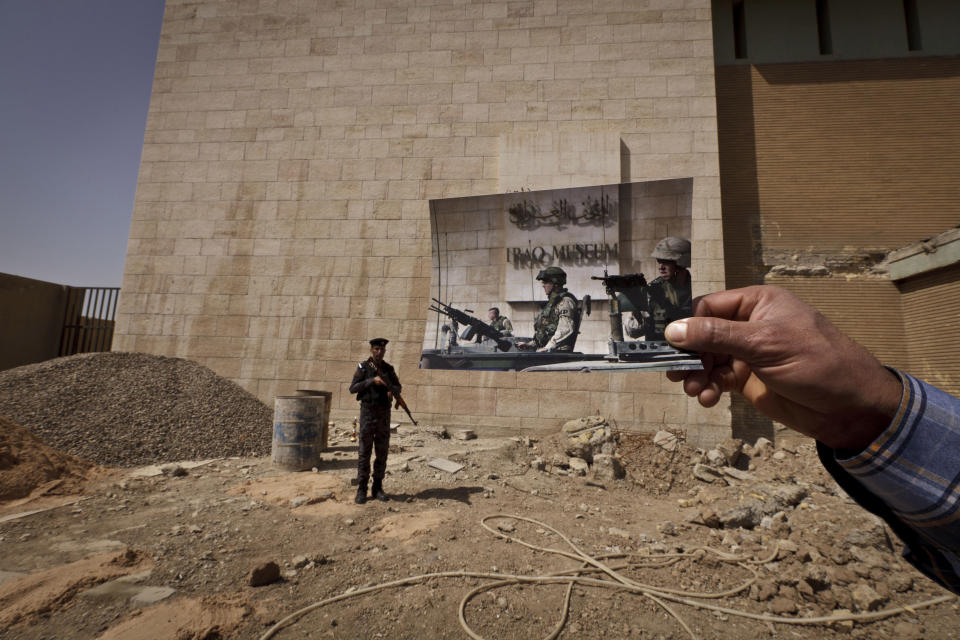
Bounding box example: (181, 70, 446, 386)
(536, 346, 550, 352)
(663, 285, 902, 452)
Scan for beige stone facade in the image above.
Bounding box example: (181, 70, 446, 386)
(117, 0, 729, 444)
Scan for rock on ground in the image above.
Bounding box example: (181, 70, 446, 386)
(247, 561, 280, 587)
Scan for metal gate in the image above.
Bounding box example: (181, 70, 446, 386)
(59, 287, 120, 356)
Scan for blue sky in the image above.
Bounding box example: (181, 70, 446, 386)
(0, 0, 166, 287)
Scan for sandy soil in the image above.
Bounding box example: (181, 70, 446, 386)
(0, 421, 957, 640)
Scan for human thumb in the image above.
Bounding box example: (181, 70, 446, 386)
(665, 317, 762, 362)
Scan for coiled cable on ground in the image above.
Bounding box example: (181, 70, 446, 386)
(259, 513, 955, 640)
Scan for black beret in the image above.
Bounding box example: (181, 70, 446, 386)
(369, 337, 389, 347)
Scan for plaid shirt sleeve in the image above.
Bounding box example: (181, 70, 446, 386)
(817, 370, 960, 594)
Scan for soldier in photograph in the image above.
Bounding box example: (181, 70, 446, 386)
(626, 237, 693, 341)
(517, 266, 580, 352)
(348, 337, 401, 504)
(478, 307, 513, 343)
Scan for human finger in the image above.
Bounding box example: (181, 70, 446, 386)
(665, 315, 771, 364)
(665, 370, 689, 382)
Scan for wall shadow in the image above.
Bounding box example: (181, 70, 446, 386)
(715, 64, 775, 444)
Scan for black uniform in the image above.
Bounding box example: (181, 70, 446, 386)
(349, 357, 401, 489)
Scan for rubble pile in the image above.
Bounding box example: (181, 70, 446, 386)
(527, 416, 697, 493)
(0, 414, 96, 501)
(0, 352, 272, 467)
(527, 415, 627, 483)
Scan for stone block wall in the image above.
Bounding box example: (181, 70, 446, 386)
(117, 0, 729, 445)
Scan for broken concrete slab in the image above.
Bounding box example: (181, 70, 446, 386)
(653, 430, 679, 452)
(80, 581, 145, 602)
(427, 458, 464, 474)
(131, 586, 177, 606)
(80, 580, 175, 605)
(722, 467, 755, 481)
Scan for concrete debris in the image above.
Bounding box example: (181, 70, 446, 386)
(550, 454, 569, 469)
(131, 586, 177, 605)
(292, 555, 310, 569)
(773, 485, 808, 509)
(530, 457, 546, 471)
(591, 454, 625, 482)
(843, 525, 888, 549)
(830, 609, 855, 630)
(427, 458, 464, 474)
(715, 438, 743, 466)
(851, 583, 886, 611)
(693, 463, 725, 484)
(721, 467, 754, 481)
(421, 426, 449, 439)
(718, 505, 763, 530)
(752, 437, 773, 457)
(568, 457, 589, 476)
(705, 449, 727, 467)
(652, 430, 679, 452)
(565, 440, 593, 463)
(561, 415, 606, 434)
(247, 560, 281, 587)
(452, 429, 477, 441)
(697, 508, 721, 529)
(769, 264, 830, 277)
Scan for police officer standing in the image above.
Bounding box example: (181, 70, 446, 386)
(517, 266, 580, 352)
(349, 338, 401, 504)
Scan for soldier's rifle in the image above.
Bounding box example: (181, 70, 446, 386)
(428, 299, 513, 352)
(591, 272, 654, 342)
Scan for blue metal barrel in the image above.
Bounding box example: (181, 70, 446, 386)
(296, 389, 333, 450)
(272, 395, 326, 471)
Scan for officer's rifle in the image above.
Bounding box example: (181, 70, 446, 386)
(370, 361, 418, 426)
(429, 299, 513, 352)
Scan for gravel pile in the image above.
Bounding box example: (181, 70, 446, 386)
(0, 352, 273, 467)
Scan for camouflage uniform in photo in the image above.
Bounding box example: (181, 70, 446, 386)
(531, 267, 580, 352)
(625, 236, 693, 341)
(645, 273, 692, 340)
(349, 357, 401, 494)
(490, 315, 513, 336)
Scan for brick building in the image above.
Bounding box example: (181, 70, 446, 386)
(116, 0, 960, 444)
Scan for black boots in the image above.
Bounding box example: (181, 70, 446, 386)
(371, 479, 389, 502)
(354, 480, 388, 504)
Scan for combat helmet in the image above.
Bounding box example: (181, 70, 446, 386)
(651, 237, 691, 268)
(536, 266, 567, 286)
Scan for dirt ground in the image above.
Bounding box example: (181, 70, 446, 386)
(1, 420, 957, 640)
